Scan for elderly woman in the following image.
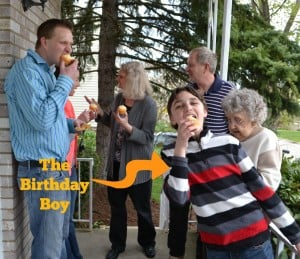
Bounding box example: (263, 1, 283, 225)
(222, 88, 282, 190)
(85, 61, 157, 259)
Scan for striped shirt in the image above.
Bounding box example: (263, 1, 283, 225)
(191, 75, 234, 134)
(4, 49, 74, 162)
(162, 129, 300, 250)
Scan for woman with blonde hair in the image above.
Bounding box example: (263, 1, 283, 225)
(118, 61, 153, 100)
(85, 61, 157, 259)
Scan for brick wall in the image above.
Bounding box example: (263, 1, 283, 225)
(0, 1, 61, 257)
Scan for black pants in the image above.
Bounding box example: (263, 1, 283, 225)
(168, 201, 190, 257)
(107, 180, 156, 250)
(168, 201, 207, 259)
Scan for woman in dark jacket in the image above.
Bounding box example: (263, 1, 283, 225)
(86, 61, 157, 259)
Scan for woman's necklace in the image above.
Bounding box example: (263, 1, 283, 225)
(124, 99, 135, 107)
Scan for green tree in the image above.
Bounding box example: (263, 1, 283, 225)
(229, 3, 300, 125)
(245, 0, 300, 33)
(62, 0, 206, 173)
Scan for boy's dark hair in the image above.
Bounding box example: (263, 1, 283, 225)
(167, 86, 207, 116)
(35, 19, 74, 49)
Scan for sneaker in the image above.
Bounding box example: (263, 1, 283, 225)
(143, 245, 156, 258)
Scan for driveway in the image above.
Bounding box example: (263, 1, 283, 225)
(278, 139, 300, 159)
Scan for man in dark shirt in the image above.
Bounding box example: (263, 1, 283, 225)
(187, 46, 234, 134)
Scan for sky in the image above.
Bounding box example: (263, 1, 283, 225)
(237, 0, 300, 32)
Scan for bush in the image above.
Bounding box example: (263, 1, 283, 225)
(278, 155, 300, 223)
(75, 129, 102, 227)
(77, 129, 102, 181)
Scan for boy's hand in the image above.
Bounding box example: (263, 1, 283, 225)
(174, 118, 196, 157)
(295, 243, 300, 255)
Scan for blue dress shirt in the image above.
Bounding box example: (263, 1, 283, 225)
(4, 49, 75, 162)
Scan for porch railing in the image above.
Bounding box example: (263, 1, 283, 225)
(73, 157, 94, 231)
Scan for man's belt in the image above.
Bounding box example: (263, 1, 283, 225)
(18, 160, 69, 171)
(19, 160, 42, 168)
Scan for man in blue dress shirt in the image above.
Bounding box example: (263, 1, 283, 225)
(4, 19, 81, 259)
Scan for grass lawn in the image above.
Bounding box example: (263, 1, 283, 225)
(151, 145, 165, 202)
(152, 176, 163, 202)
(277, 129, 300, 142)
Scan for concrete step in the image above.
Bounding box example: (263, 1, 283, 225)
(76, 227, 197, 259)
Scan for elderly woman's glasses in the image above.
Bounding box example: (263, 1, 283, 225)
(227, 117, 247, 127)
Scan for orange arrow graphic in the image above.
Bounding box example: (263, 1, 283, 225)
(92, 152, 169, 188)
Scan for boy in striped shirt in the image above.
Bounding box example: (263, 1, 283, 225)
(163, 86, 300, 259)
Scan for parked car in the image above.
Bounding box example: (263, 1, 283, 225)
(154, 132, 177, 147)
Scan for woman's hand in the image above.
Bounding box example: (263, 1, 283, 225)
(77, 110, 94, 123)
(84, 96, 103, 117)
(114, 112, 133, 134)
(73, 119, 90, 132)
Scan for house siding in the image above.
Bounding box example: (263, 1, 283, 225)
(69, 70, 98, 128)
(0, 1, 61, 258)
